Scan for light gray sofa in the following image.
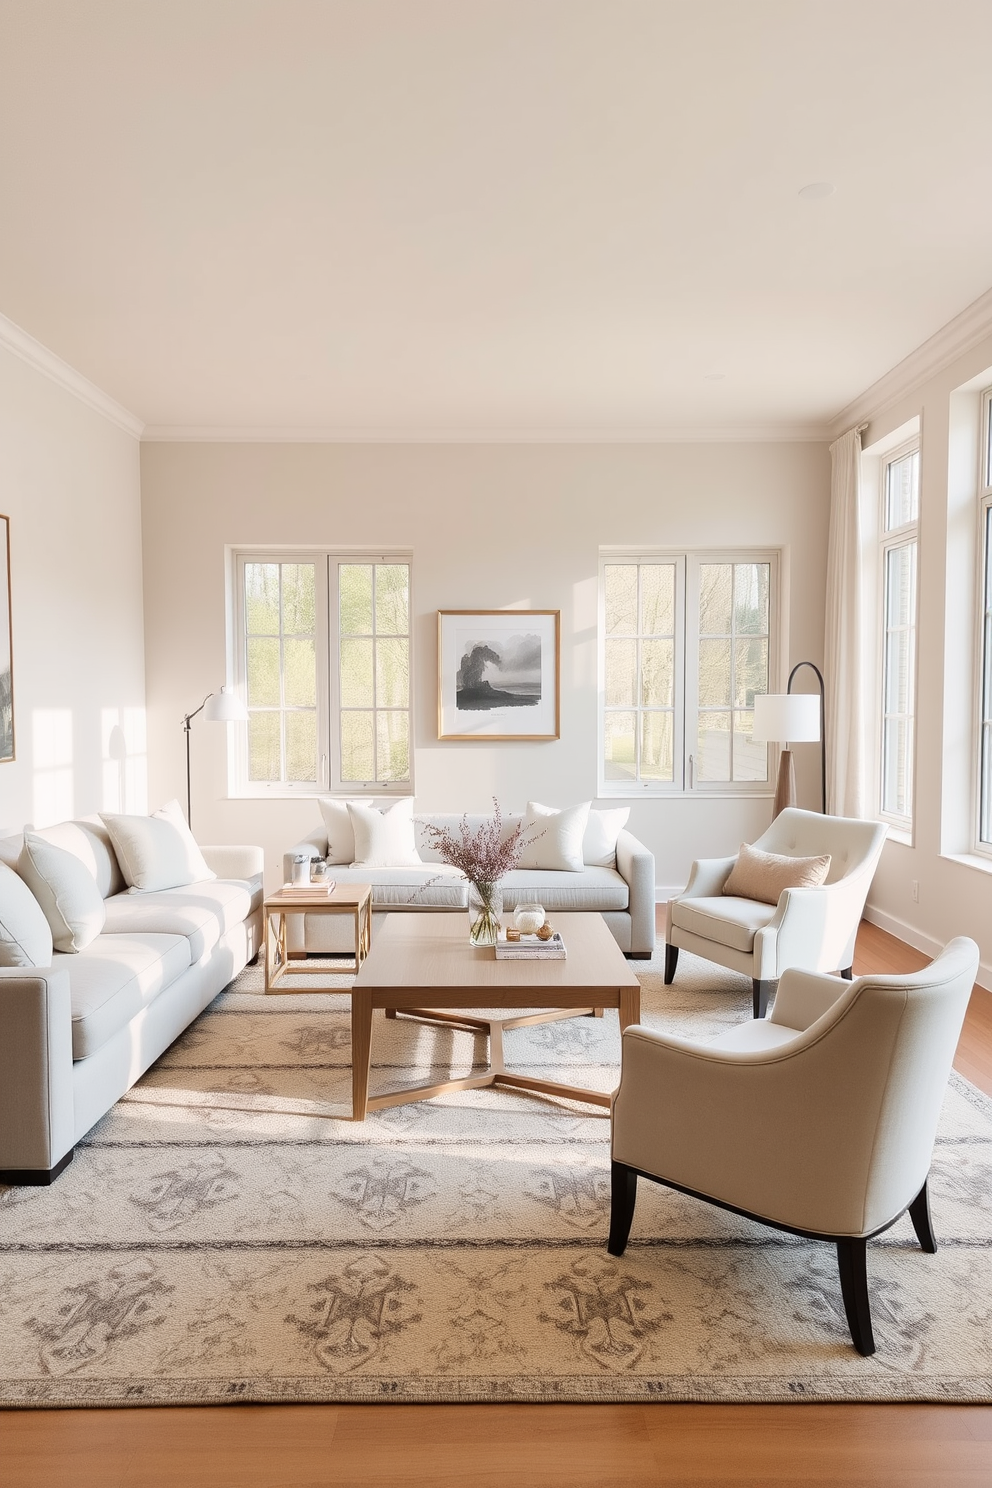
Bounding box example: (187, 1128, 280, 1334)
(285, 810, 656, 958)
(0, 817, 263, 1186)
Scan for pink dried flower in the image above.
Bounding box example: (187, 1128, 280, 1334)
(421, 799, 539, 889)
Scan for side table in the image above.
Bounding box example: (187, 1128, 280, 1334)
(264, 883, 373, 993)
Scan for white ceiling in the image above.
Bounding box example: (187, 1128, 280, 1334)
(2, 0, 992, 438)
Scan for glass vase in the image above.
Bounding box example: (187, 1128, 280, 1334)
(468, 881, 503, 947)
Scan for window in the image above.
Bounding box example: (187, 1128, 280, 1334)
(233, 552, 411, 795)
(878, 444, 919, 826)
(600, 551, 776, 792)
(978, 394, 992, 847)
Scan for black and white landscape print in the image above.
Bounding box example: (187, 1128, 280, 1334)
(455, 629, 542, 711)
(438, 610, 560, 740)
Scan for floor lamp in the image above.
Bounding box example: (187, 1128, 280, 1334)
(182, 686, 248, 829)
(752, 662, 826, 816)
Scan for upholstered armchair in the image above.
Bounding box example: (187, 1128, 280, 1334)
(609, 937, 980, 1355)
(665, 807, 888, 1017)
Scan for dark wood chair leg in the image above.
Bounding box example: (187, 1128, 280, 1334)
(841, 965, 854, 980)
(908, 1178, 937, 1253)
(752, 979, 774, 1018)
(836, 1238, 875, 1356)
(664, 944, 679, 985)
(607, 1162, 638, 1256)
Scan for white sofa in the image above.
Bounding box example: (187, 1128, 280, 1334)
(285, 810, 657, 958)
(0, 816, 263, 1186)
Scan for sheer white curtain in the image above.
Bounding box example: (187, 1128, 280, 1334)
(825, 427, 866, 817)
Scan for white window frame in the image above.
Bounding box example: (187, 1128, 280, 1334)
(598, 547, 780, 797)
(229, 548, 413, 799)
(976, 390, 992, 853)
(876, 439, 920, 832)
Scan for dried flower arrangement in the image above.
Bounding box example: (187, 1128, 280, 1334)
(420, 799, 540, 946)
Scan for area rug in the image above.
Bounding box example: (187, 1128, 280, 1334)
(1, 948, 990, 1406)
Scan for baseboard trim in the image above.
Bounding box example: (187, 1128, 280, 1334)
(862, 906, 992, 992)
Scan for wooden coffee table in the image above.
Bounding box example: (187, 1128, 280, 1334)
(350, 911, 641, 1119)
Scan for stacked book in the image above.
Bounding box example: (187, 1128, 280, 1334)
(495, 931, 566, 960)
(279, 881, 337, 896)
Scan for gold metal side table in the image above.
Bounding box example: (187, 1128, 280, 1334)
(263, 883, 373, 993)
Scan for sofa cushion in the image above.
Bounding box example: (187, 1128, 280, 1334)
(102, 879, 255, 962)
(101, 800, 216, 892)
(500, 867, 630, 913)
(672, 894, 778, 954)
(19, 832, 106, 952)
(321, 865, 467, 908)
(518, 801, 590, 873)
(583, 807, 630, 867)
(34, 816, 126, 898)
(0, 861, 54, 967)
(317, 798, 367, 865)
(349, 798, 422, 867)
(64, 932, 192, 1058)
(415, 813, 524, 864)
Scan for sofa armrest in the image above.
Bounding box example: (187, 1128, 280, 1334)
(615, 829, 656, 956)
(0, 966, 75, 1176)
(201, 844, 264, 880)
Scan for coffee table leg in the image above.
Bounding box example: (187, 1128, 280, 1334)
(351, 994, 373, 1121)
(619, 985, 640, 1031)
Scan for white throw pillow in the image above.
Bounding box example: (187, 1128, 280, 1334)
(19, 832, 106, 952)
(348, 798, 422, 868)
(317, 798, 368, 865)
(101, 799, 216, 893)
(582, 807, 630, 868)
(517, 801, 591, 873)
(0, 862, 54, 967)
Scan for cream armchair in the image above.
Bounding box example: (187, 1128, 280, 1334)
(609, 937, 980, 1355)
(665, 808, 888, 1017)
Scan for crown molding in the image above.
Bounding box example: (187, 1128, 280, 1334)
(830, 284, 992, 440)
(142, 421, 830, 445)
(0, 311, 144, 439)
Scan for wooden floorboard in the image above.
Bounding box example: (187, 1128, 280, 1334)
(3, 917, 991, 1486)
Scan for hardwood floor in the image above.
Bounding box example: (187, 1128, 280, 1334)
(3, 919, 991, 1487)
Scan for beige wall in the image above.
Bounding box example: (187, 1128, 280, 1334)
(859, 330, 992, 984)
(0, 343, 145, 833)
(139, 439, 830, 890)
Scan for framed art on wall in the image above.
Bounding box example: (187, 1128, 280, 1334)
(0, 516, 12, 763)
(437, 609, 560, 741)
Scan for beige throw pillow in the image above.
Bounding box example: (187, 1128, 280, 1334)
(101, 799, 216, 892)
(317, 798, 368, 865)
(0, 862, 54, 967)
(722, 841, 831, 905)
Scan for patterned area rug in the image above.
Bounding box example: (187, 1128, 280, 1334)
(1, 947, 990, 1406)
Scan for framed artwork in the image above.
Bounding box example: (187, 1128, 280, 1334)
(437, 609, 560, 741)
(0, 516, 11, 763)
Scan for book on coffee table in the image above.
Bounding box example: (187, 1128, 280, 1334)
(494, 931, 566, 960)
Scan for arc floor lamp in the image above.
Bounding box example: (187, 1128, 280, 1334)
(182, 686, 248, 829)
(752, 661, 826, 816)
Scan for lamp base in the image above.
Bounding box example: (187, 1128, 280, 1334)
(773, 749, 797, 817)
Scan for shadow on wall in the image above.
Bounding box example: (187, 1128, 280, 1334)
(28, 706, 147, 828)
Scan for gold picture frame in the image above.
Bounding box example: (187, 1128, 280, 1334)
(437, 609, 560, 742)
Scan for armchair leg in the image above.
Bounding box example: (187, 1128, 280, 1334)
(607, 1162, 638, 1256)
(664, 944, 679, 985)
(836, 1239, 876, 1356)
(908, 1179, 937, 1253)
(841, 965, 853, 980)
(752, 979, 774, 1019)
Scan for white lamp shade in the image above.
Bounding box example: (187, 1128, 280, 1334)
(203, 686, 249, 723)
(751, 692, 820, 743)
